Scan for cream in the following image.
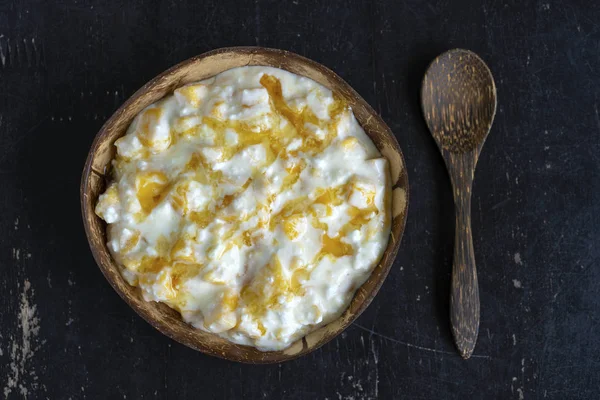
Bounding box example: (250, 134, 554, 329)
(95, 66, 391, 351)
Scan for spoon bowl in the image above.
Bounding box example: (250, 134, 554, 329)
(422, 49, 496, 155)
(421, 49, 497, 359)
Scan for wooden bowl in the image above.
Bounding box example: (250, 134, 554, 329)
(81, 47, 409, 363)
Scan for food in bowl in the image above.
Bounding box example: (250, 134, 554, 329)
(95, 66, 391, 351)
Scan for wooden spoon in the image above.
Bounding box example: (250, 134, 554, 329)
(421, 49, 497, 359)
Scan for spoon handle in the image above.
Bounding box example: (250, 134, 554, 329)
(450, 179, 480, 359)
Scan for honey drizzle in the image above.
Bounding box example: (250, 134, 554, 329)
(116, 74, 382, 327)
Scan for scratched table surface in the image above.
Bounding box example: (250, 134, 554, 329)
(1, 0, 599, 398)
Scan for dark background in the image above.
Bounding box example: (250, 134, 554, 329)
(1, 0, 599, 398)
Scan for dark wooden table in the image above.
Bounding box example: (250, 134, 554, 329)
(1, 1, 599, 398)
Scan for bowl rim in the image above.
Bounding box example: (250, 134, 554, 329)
(81, 46, 409, 363)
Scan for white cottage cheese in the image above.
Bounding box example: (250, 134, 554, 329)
(96, 66, 391, 350)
